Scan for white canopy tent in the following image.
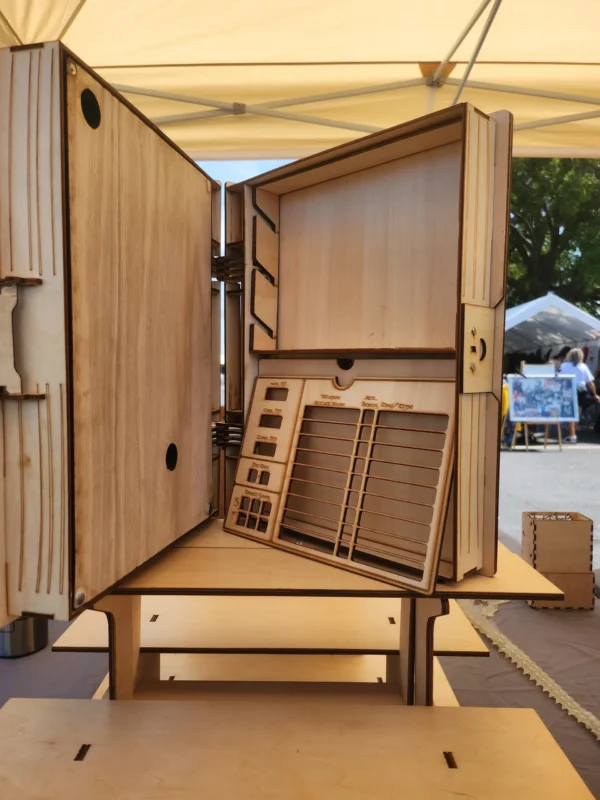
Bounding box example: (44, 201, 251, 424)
(505, 293, 600, 354)
(1, 1, 600, 158)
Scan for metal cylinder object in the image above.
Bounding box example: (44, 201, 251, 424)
(0, 616, 49, 658)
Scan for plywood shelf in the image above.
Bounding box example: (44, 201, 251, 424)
(0, 699, 591, 799)
(54, 596, 488, 657)
(114, 519, 564, 601)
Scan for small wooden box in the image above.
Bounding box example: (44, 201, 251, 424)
(522, 512, 593, 574)
(529, 572, 595, 610)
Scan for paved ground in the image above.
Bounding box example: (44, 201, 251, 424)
(498, 434, 600, 570)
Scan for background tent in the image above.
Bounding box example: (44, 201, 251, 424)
(0, 1, 600, 158)
(505, 292, 600, 355)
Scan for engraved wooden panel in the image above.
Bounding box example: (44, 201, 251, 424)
(66, 58, 213, 605)
(226, 378, 455, 593)
(461, 304, 495, 394)
(276, 142, 462, 352)
(0, 42, 69, 620)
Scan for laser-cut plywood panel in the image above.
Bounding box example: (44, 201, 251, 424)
(225, 378, 455, 593)
(0, 42, 216, 619)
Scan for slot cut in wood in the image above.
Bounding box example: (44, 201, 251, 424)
(225, 377, 455, 593)
(74, 744, 91, 762)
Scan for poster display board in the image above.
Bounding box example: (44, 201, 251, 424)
(507, 375, 579, 423)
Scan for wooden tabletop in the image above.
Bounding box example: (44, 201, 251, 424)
(155, 653, 459, 706)
(115, 519, 563, 600)
(55, 596, 488, 657)
(0, 699, 590, 799)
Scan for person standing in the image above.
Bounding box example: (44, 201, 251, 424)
(559, 348, 600, 443)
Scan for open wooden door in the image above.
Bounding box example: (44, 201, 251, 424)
(0, 42, 217, 619)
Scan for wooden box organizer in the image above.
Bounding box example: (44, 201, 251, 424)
(0, 42, 220, 622)
(523, 512, 595, 610)
(223, 104, 513, 593)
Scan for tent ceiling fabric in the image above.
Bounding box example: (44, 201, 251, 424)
(1, 0, 600, 157)
(505, 294, 600, 354)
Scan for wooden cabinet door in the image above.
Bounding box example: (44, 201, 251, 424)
(0, 43, 216, 621)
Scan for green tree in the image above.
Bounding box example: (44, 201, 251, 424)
(509, 158, 600, 316)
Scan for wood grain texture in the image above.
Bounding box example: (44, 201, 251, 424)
(0, 42, 69, 620)
(259, 357, 457, 382)
(95, 594, 142, 700)
(247, 114, 464, 194)
(456, 393, 486, 580)
(529, 572, 594, 610)
(157, 653, 459, 706)
(488, 111, 513, 308)
(250, 322, 276, 351)
(54, 596, 488, 657)
(66, 60, 213, 605)
(461, 109, 494, 307)
(522, 512, 593, 574)
(252, 213, 279, 283)
(224, 284, 243, 412)
(125, 511, 562, 600)
(0, 700, 591, 799)
(140, 655, 457, 706)
(277, 142, 461, 351)
(253, 188, 280, 229)
(250, 268, 278, 335)
(226, 378, 455, 593)
(225, 184, 243, 244)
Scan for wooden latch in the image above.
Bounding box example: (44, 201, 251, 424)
(460, 304, 495, 393)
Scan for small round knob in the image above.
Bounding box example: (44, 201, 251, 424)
(74, 588, 86, 608)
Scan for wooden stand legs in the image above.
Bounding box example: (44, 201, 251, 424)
(97, 594, 448, 704)
(94, 595, 159, 699)
(387, 598, 450, 705)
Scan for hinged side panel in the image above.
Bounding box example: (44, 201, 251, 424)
(455, 109, 511, 581)
(211, 281, 221, 516)
(65, 54, 213, 608)
(0, 42, 70, 621)
(223, 184, 244, 509)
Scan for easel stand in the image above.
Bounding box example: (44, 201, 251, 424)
(510, 422, 563, 451)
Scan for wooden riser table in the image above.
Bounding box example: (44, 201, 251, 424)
(0, 700, 591, 799)
(55, 596, 488, 657)
(116, 520, 564, 600)
(91, 654, 460, 706)
(89, 519, 560, 705)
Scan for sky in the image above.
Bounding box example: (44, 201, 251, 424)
(197, 160, 290, 185)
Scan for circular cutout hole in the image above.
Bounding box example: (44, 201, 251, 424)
(165, 443, 178, 471)
(336, 358, 354, 371)
(80, 89, 101, 129)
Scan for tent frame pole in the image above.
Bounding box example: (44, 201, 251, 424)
(432, 0, 493, 84)
(515, 108, 600, 131)
(452, 0, 503, 104)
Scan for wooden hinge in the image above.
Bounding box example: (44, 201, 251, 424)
(213, 421, 243, 449)
(212, 243, 244, 282)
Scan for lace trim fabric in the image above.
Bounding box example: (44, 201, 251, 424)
(459, 600, 600, 742)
